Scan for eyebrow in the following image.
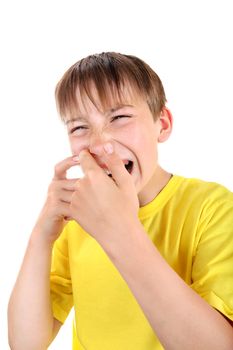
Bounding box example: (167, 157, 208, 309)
(66, 116, 87, 125)
(106, 104, 134, 114)
(65, 104, 134, 125)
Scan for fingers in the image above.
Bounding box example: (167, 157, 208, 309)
(57, 202, 73, 217)
(58, 188, 74, 204)
(102, 145, 132, 188)
(45, 186, 75, 222)
(79, 150, 102, 176)
(53, 178, 78, 191)
(47, 179, 78, 219)
(50, 157, 81, 223)
(35, 157, 80, 241)
(48, 178, 78, 203)
(53, 156, 80, 180)
(78, 145, 132, 189)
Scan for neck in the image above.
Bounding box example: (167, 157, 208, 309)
(138, 166, 172, 207)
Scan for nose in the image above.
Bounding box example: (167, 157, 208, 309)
(88, 131, 110, 156)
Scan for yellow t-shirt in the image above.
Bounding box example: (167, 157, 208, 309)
(50, 175, 233, 349)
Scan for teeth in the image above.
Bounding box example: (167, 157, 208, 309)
(101, 160, 132, 176)
(104, 169, 112, 175)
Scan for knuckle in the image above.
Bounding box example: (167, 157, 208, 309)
(54, 157, 71, 175)
(46, 193, 57, 205)
(54, 163, 61, 174)
(48, 180, 58, 192)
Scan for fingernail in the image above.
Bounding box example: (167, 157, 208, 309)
(72, 155, 80, 162)
(104, 143, 114, 154)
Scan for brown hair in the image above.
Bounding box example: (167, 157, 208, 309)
(55, 52, 167, 122)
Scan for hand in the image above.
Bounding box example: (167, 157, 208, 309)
(70, 144, 140, 249)
(34, 156, 80, 243)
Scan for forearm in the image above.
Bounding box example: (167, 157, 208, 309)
(8, 229, 54, 350)
(106, 223, 233, 350)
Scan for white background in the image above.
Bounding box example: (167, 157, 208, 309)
(1, 1, 233, 349)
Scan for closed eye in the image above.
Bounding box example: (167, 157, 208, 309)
(69, 125, 88, 134)
(111, 115, 131, 122)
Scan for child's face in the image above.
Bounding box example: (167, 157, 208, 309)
(65, 85, 171, 202)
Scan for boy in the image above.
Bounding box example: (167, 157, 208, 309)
(8, 52, 233, 349)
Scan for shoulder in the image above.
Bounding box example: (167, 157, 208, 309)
(171, 176, 233, 235)
(176, 177, 233, 246)
(175, 175, 233, 207)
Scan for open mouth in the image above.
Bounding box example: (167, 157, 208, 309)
(105, 160, 134, 177)
(124, 160, 133, 174)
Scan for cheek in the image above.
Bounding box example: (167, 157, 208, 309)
(130, 124, 157, 152)
(134, 128, 158, 167)
(69, 136, 89, 156)
(116, 123, 144, 144)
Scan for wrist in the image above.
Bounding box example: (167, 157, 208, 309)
(30, 227, 55, 250)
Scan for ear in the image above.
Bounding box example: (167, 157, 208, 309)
(157, 107, 173, 143)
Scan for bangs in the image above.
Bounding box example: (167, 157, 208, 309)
(73, 77, 137, 120)
(55, 52, 166, 121)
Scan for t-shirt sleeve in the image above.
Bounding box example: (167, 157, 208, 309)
(50, 224, 73, 324)
(191, 198, 233, 321)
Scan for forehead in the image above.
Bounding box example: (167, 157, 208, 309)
(65, 80, 144, 121)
